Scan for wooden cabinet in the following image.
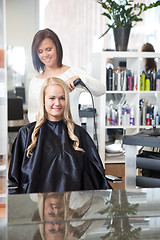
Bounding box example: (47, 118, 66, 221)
(105, 163, 125, 190)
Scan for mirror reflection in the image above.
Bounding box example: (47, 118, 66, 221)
(7, 46, 25, 95)
(32, 191, 141, 240)
(8, 189, 160, 239)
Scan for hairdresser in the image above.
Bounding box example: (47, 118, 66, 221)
(28, 28, 106, 125)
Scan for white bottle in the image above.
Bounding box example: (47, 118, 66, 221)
(111, 109, 116, 126)
(122, 105, 127, 126)
(130, 105, 135, 126)
(117, 104, 122, 126)
(126, 104, 130, 126)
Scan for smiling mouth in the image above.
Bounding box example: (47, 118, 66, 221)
(52, 108, 61, 111)
(51, 203, 61, 207)
(43, 57, 52, 62)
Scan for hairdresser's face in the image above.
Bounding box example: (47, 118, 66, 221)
(45, 84, 65, 121)
(37, 38, 58, 68)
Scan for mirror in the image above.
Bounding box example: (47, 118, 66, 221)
(7, 46, 25, 96)
(6, 0, 39, 103)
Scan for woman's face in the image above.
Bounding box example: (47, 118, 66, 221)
(45, 84, 65, 121)
(37, 38, 58, 68)
(44, 193, 65, 221)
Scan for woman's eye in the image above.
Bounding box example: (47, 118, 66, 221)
(59, 212, 64, 218)
(59, 228, 65, 233)
(37, 50, 42, 54)
(47, 48, 51, 51)
(60, 97, 65, 100)
(49, 228, 56, 233)
(49, 97, 54, 100)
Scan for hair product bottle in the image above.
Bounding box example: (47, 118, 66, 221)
(145, 75, 150, 91)
(142, 100, 146, 125)
(128, 75, 133, 90)
(106, 67, 113, 90)
(155, 112, 159, 126)
(140, 71, 146, 91)
(130, 105, 135, 126)
(117, 104, 122, 125)
(146, 113, 151, 125)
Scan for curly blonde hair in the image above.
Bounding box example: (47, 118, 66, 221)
(26, 77, 84, 157)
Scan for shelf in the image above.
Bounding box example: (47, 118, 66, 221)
(106, 91, 137, 94)
(92, 51, 160, 166)
(139, 91, 160, 93)
(95, 51, 160, 58)
(105, 125, 138, 129)
(106, 90, 160, 94)
(105, 158, 125, 164)
(139, 125, 160, 128)
(105, 125, 160, 129)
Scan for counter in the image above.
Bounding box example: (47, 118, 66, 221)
(1, 188, 160, 239)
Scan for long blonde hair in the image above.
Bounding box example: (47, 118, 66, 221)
(26, 77, 84, 157)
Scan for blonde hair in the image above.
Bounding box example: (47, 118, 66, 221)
(26, 77, 84, 157)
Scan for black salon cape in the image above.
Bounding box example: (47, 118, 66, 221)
(8, 120, 111, 194)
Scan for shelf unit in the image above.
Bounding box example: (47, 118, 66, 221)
(91, 51, 160, 165)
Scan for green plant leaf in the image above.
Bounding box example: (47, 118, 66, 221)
(97, 0, 160, 37)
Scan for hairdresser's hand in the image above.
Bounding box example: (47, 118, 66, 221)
(65, 76, 80, 92)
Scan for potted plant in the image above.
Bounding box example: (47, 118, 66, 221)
(98, 0, 160, 51)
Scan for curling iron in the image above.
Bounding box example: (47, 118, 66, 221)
(74, 78, 86, 87)
(74, 78, 99, 150)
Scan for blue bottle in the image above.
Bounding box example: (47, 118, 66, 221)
(155, 112, 159, 126)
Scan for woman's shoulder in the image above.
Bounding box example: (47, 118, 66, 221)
(74, 124, 89, 137)
(29, 76, 45, 88)
(67, 66, 85, 74)
(19, 122, 36, 134)
(30, 75, 45, 81)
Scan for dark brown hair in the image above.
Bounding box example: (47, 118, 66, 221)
(31, 28, 63, 72)
(141, 43, 157, 72)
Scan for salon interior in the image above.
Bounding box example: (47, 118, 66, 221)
(1, 0, 160, 239)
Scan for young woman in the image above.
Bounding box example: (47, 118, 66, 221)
(9, 77, 111, 194)
(32, 191, 106, 240)
(28, 28, 106, 125)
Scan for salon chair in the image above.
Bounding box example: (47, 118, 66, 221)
(8, 97, 24, 158)
(8, 97, 24, 132)
(15, 86, 26, 104)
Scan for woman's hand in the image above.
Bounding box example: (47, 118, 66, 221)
(65, 76, 80, 92)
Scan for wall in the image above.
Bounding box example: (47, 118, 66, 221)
(41, 0, 105, 74)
